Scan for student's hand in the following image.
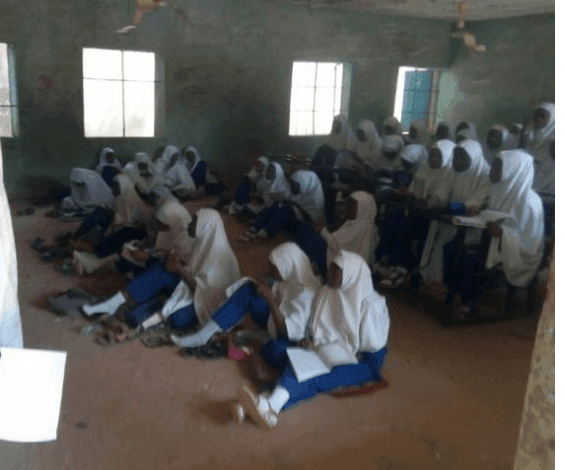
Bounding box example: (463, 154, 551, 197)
(468, 206, 479, 216)
(166, 252, 185, 273)
(152, 248, 168, 259)
(256, 283, 273, 302)
(132, 249, 150, 263)
(313, 220, 326, 233)
(487, 221, 503, 238)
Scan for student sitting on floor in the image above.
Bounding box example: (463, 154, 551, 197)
(161, 146, 197, 199)
(522, 102, 555, 165)
(353, 120, 383, 173)
(60, 168, 115, 217)
(233, 250, 390, 429)
(123, 152, 165, 198)
(226, 157, 272, 215)
(419, 139, 490, 286)
(434, 121, 455, 143)
(84, 207, 240, 332)
(406, 119, 429, 146)
(383, 116, 403, 137)
(445, 149, 545, 313)
(455, 121, 479, 143)
(169, 242, 322, 349)
(398, 144, 429, 181)
(182, 146, 226, 196)
(294, 191, 378, 280)
(153, 145, 178, 176)
(240, 170, 324, 242)
(95, 147, 123, 187)
(70, 174, 155, 274)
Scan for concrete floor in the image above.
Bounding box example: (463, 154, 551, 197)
(0, 202, 539, 470)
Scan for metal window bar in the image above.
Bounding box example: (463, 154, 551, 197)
(312, 63, 318, 135)
(121, 51, 126, 137)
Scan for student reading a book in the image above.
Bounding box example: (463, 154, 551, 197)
(420, 139, 490, 285)
(234, 250, 390, 429)
(444, 149, 544, 313)
(168, 242, 321, 349)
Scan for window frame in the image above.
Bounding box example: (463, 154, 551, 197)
(0, 43, 19, 138)
(82, 47, 164, 139)
(288, 61, 352, 137)
(393, 66, 443, 135)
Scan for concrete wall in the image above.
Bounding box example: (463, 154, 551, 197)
(1, 0, 451, 198)
(436, 14, 555, 138)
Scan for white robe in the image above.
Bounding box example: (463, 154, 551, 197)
(162, 209, 240, 325)
(327, 114, 358, 152)
(400, 144, 428, 171)
(266, 162, 291, 203)
(112, 174, 152, 229)
(164, 153, 197, 197)
(127, 152, 164, 196)
(408, 119, 429, 146)
(266, 243, 322, 341)
(525, 103, 555, 163)
(154, 145, 179, 176)
(321, 191, 378, 265)
(485, 150, 544, 287)
(95, 147, 122, 175)
(0, 143, 23, 348)
(355, 120, 383, 170)
(308, 251, 390, 356)
(64, 168, 114, 214)
(290, 170, 325, 223)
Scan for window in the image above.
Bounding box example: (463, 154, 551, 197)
(83, 48, 163, 138)
(0, 43, 18, 137)
(393, 66, 441, 134)
(289, 61, 351, 136)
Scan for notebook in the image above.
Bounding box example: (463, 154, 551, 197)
(452, 210, 511, 228)
(0, 348, 67, 442)
(287, 342, 358, 383)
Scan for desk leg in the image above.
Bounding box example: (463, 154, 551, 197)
(469, 230, 491, 318)
(445, 227, 466, 325)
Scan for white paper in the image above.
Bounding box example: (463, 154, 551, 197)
(225, 277, 257, 298)
(452, 210, 511, 228)
(0, 348, 67, 443)
(286, 348, 331, 383)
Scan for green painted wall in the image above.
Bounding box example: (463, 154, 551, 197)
(436, 14, 555, 138)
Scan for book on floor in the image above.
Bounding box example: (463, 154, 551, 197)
(452, 210, 511, 228)
(0, 347, 67, 442)
(287, 342, 358, 383)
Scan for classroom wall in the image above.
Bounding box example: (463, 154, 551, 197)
(0, 0, 451, 198)
(436, 14, 555, 139)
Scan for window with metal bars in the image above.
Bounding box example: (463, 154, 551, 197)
(83, 48, 164, 138)
(289, 61, 351, 136)
(393, 66, 442, 134)
(0, 43, 19, 138)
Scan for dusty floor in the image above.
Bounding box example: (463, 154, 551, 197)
(0, 201, 541, 470)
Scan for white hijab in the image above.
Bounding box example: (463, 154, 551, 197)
(527, 102, 555, 149)
(322, 191, 378, 265)
(451, 139, 491, 210)
(408, 120, 429, 146)
(308, 251, 390, 356)
(164, 149, 196, 195)
(189, 209, 241, 323)
(95, 148, 122, 175)
(154, 200, 193, 261)
(0, 142, 23, 347)
(290, 170, 325, 222)
(383, 116, 403, 136)
(113, 173, 151, 228)
(267, 163, 292, 201)
(154, 145, 180, 175)
(486, 124, 516, 165)
(69, 168, 114, 212)
(455, 121, 478, 141)
(435, 121, 455, 142)
(400, 144, 428, 170)
(267, 242, 322, 341)
(411, 139, 456, 203)
(380, 134, 406, 169)
(533, 141, 554, 194)
(327, 114, 357, 152)
(132, 152, 164, 196)
(254, 157, 272, 197)
(486, 150, 544, 287)
(356, 120, 383, 169)
(183, 146, 202, 174)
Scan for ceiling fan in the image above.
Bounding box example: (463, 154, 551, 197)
(450, 1, 486, 53)
(116, 0, 191, 34)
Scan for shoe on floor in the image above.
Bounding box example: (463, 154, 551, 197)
(237, 385, 278, 429)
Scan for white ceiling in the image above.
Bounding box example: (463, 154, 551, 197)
(273, 0, 555, 21)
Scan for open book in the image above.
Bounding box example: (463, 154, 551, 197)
(287, 342, 358, 383)
(452, 210, 511, 228)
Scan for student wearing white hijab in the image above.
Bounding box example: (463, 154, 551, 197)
(485, 124, 516, 165)
(455, 121, 478, 143)
(485, 150, 544, 287)
(400, 144, 428, 174)
(154, 145, 179, 176)
(407, 120, 429, 146)
(508, 123, 523, 149)
(130, 152, 164, 196)
(379, 134, 406, 169)
(235, 250, 390, 429)
(95, 148, 122, 175)
(383, 116, 403, 136)
(327, 115, 357, 152)
(162, 146, 197, 199)
(0, 142, 23, 347)
(289, 170, 325, 223)
(533, 139, 555, 194)
(228, 157, 271, 215)
(182, 145, 226, 196)
(523, 103, 555, 162)
(434, 121, 455, 142)
(60, 168, 115, 218)
(354, 120, 383, 171)
(420, 139, 490, 284)
(170, 242, 321, 348)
